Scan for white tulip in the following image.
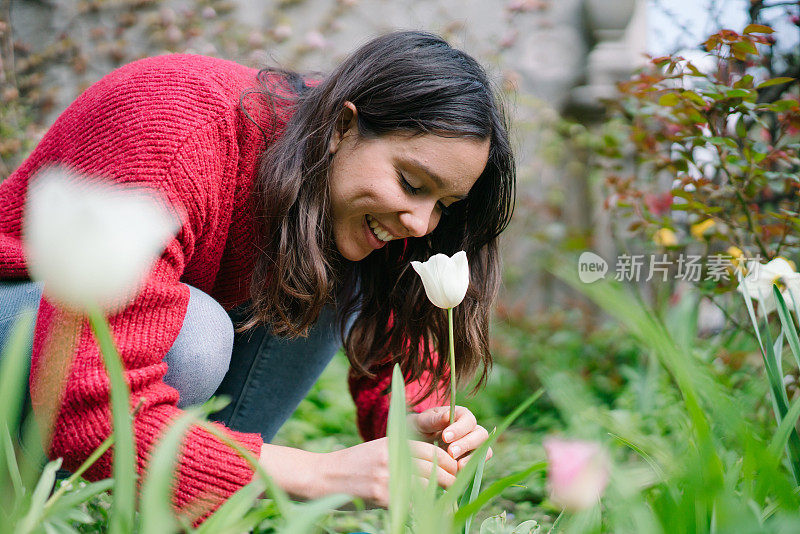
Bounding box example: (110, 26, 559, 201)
(737, 257, 800, 316)
(23, 167, 180, 313)
(410, 251, 469, 309)
(411, 250, 470, 425)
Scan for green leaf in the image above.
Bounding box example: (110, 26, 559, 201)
(388, 364, 412, 534)
(608, 432, 665, 481)
(658, 93, 680, 107)
(199, 506, 278, 534)
(708, 136, 738, 148)
(551, 262, 725, 482)
(770, 394, 800, 460)
(735, 116, 747, 138)
(193, 480, 266, 534)
(756, 77, 795, 89)
(279, 494, 352, 534)
(685, 62, 703, 76)
(479, 512, 510, 534)
(454, 462, 547, 524)
(409, 448, 451, 534)
(45, 479, 114, 518)
(140, 397, 232, 533)
(731, 40, 758, 57)
(511, 520, 541, 534)
(704, 35, 720, 51)
(743, 24, 774, 34)
(1, 424, 23, 500)
(139, 409, 202, 533)
(87, 307, 136, 534)
(17, 458, 63, 533)
(734, 74, 754, 89)
(441, 390, 543, 512)
(751, 288, 800, 484)
(725, 88, 753, 99)
(0, 312, 34, 450)
(480, 511, 538, 534)
(43, 435, 114, 516)
(774, 288, 800, 371)
(195, 420, 292, 517)
(458, 428, 491, 534)
(681, 90, 706, 106)
(766, 99, 799, 113)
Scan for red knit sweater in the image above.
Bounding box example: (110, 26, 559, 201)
(0, 54, 447, 516)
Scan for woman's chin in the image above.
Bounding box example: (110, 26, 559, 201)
(334, 239, 369, 262)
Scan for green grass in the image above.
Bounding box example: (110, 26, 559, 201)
(12, 276, 800, 533)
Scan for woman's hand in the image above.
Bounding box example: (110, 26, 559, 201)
(408, 405, 493, 470)
(257, 408, 491, 508)
(317, 437, 459, 508)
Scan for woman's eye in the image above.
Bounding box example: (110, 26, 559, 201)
(399, 174, 421, 195)
(399, 171, 454, 216)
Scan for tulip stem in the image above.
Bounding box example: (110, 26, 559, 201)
(448, 307, 456, 426)
(87, 305, 136, 534)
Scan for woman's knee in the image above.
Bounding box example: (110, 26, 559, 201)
(0, 280, 44, 355)
(163, 284, 234, 408)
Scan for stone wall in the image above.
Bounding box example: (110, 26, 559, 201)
(3, 0, 646, 314)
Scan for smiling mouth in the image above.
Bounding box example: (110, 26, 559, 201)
(366, 214, 397, 242)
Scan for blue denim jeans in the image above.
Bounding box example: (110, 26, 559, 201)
(0, 279, 343, 443)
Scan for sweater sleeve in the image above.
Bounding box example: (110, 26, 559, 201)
(28, 115, 264, 519)
(348, 352, 450, 442)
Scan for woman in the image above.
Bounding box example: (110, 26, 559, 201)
(0, 31, 515, 516)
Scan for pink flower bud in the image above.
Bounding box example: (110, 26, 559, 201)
(544, 437, 610, 511)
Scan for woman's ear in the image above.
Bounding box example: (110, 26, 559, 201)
(329, 101, 359, 155)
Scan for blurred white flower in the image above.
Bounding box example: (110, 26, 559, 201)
(737, 257, 800, 316)
(304, 30, 326, 50)
(24, 167, 180, 313)
(272, 24, 292, 42)
(544, 437, 610, 512)
(411, 251, 469, 309)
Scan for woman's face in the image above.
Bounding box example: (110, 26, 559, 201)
(328, 110, 491, 262)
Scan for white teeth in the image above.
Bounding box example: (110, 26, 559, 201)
(366, 214, 395, 242)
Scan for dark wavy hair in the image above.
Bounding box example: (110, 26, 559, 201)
(240, 30, 515, 403)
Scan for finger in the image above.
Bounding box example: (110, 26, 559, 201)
(410, 440, 459, 476)
(415, 406, 450, 434)
(440, 406, 477, 444)
(457, 446, 493, 470)
(413, 458, 457, 489)
(447, 425, 489, 459)
(406, 413, 435, 442)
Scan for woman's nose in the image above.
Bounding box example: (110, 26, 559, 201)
(399, 202, 439, 238)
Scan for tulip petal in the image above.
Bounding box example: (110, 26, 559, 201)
(411, 251, 470, 309)
(763, 257, 797, 279)
(24, 167, 180, 313)
(412, 259, 445, 309)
